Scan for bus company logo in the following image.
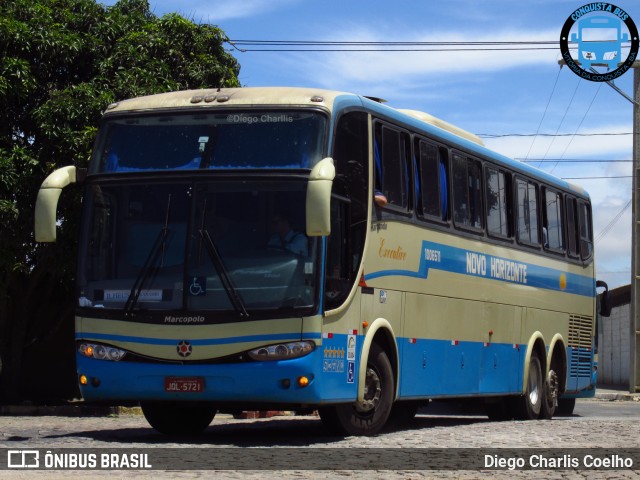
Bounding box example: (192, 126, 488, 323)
(177, 340, 192, 357)
(560, 3, 639, 82)
(8, 450, 39, 468)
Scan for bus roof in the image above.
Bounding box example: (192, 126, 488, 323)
(104, 86, 588, 199)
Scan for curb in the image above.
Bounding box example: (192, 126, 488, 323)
(595, 392, 640, 401)
(0, 405, 142, 416)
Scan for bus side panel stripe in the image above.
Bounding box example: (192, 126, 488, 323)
(365, 240, 594, 297)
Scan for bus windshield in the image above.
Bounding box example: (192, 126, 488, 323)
(77, 179, 319, 318)
(91, 110, 327, 173)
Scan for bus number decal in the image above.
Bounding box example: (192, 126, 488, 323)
(424, 248, 441, 262)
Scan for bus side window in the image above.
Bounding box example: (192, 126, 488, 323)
(515, 178, 540, 246)
(485, 166, 511, 238)
(416, 139, 445, 221)
(452, 154, 483, 230)
(543, 188, 564, 252)
(578, 200, 594, 261)
(326, 111, 369, 310)
(565, 196, 580, 258)
(374, 123, 410, 212)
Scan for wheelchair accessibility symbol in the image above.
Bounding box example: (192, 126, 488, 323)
(347, 361, 355, 384)
(189, 276, 206, 296)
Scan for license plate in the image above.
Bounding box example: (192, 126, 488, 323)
(164, 377, 205, 393)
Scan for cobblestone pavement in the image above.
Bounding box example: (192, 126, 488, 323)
(0, 399, 639, 479)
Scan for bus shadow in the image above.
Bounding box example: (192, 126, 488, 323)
(42, 414, 491, 447)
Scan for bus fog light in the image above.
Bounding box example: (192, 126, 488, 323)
(79, 375, 88, 386)
(297, 376, 310, 388)
(248, 341, 315, 361)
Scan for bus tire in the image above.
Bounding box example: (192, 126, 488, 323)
(319, 343, 393, 436)
(141, 402, 216, 435)
(540, 368, 559, 419)
(557, 398, 576, 416)
(514, 351, 543, 420)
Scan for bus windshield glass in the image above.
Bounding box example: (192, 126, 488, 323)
(91, 110, 327, 173)
(77, 179, 319, 317)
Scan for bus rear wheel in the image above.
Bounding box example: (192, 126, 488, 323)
(540, 368, 559, 419)
(319, 343, 393, 436)
(514, 351, 543, 420)
(141, 402, 216, 435)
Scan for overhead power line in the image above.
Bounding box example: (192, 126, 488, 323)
(227, 39, 632, 52)
(227, 39, 574, 52)
(229, 40, 560, 45)
(548, 81, 603, 174)
(596, 199, 632, 244)
(518, 159, 632, 163)
(562, 175, 632, 179)
(478, 132, 632, 138)
(524, 68, 562, 162)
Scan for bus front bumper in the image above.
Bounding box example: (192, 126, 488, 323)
(76, 349, 353, 406)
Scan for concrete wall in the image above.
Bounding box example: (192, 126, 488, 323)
(598, 285, 631, 387)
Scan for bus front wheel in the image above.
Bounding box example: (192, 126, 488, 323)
(319, 343, 393, 436)
(141, 402, 216, 435)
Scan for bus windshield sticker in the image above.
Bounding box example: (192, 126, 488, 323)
(105, 289, 163, 302)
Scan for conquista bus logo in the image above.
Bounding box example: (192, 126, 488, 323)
(560, 3, 639, 82)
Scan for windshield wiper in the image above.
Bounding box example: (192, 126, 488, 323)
(124, 195, 172, 315)
(199, 228, 249, 318)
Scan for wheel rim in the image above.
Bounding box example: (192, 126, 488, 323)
(528, 362, 541, 405)
(355, 366, 382, 413)
(546, 370, 559, 405)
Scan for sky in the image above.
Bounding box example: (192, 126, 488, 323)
(103, 0, 638, 289)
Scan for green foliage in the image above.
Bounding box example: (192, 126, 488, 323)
(0, 0, 240, 401)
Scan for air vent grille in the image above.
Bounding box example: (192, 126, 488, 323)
(568, 315, 593, 349)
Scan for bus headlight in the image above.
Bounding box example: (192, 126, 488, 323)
(78, 342, 126, 362)
(248, 341, 315, 361)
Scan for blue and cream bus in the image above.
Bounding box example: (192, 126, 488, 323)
(35, 87, 608, 435)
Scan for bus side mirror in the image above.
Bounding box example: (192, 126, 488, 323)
(306, 157, 335, 236)
(596, 280, 611, 318)
(34, 165, 79, 242)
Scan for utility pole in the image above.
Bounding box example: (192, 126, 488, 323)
(557, 59, 640, 393)
(631, 61, 640, 394)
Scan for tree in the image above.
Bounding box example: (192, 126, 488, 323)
(0, 0, 240, 402)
